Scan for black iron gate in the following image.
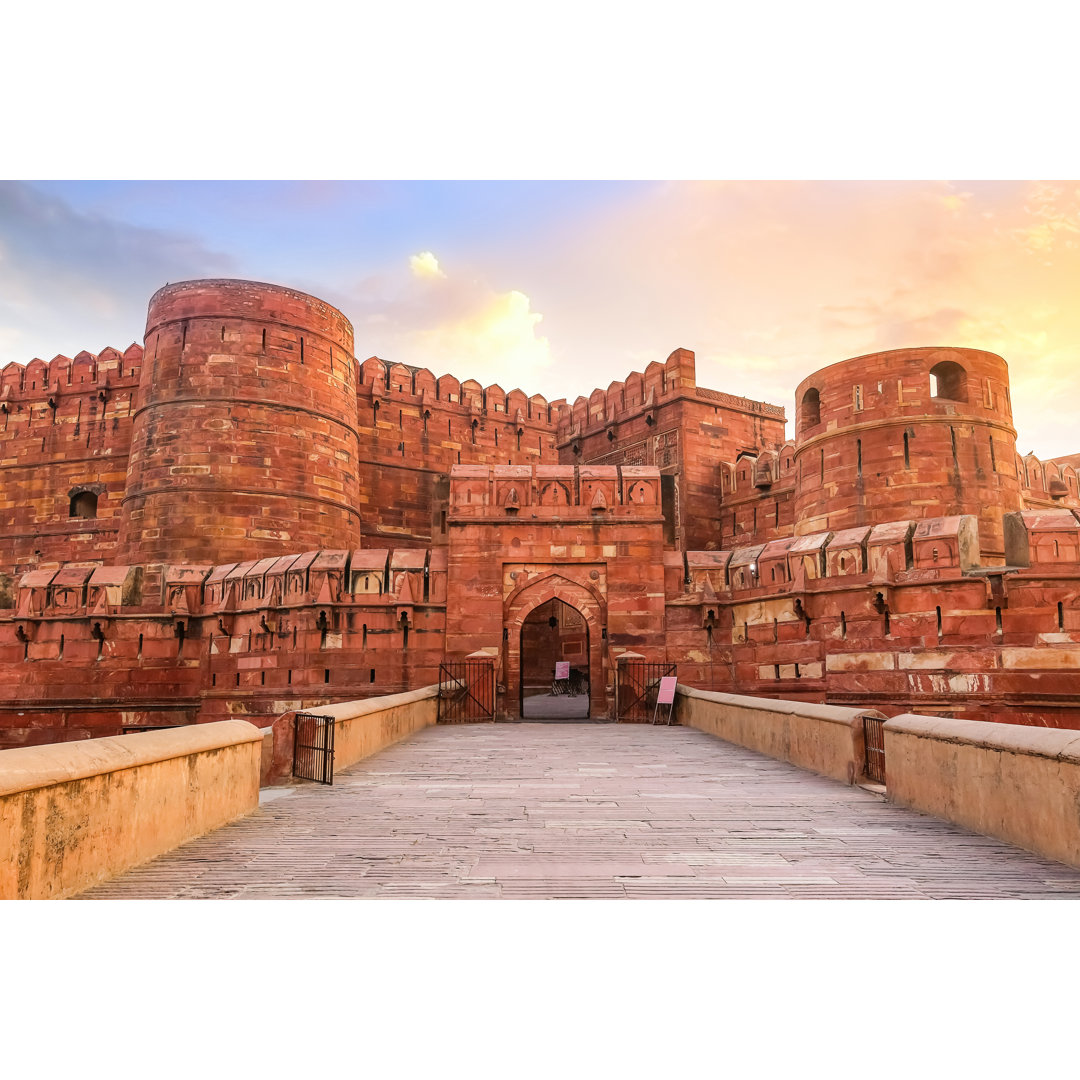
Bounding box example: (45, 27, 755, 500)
(863, 714, 886, 784)
(616, 661, 677, 723)
(293, 712, 335, 784)
(438, 659, 497, 722)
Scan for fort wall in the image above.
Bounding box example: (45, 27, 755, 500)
(0, 345, 143, 572)
(2, 277, 1079, 748)
(667, 509, 1080, 726)
(354, 357, 565, 546)
(555, 349, 788, 551)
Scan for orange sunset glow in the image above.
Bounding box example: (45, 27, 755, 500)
(2, 180, 1078, 459)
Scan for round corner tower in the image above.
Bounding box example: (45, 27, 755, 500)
(120, 279, 361, 564)
(792, 346, 1021, 560)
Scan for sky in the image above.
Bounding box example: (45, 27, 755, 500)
(2, 179, 1079, 457)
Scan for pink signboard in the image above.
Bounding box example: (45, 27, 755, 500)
(656, 676, 677, 704)
(555, 662, 570, 680)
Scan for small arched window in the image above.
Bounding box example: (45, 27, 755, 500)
(929, 360, 968, 403)
(801, 387, 821, 431)
(70, 490, 98, 519)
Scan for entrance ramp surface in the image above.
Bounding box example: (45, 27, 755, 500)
(519, 692, 591, 720)
(80, 725, 1080, 899)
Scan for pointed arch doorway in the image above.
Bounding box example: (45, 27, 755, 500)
(520, 598, 590, 719)
(504, 573, 607, 721)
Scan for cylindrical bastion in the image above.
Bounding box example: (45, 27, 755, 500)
(120, 279, 362, 564)
(792, 347, 1022, 560)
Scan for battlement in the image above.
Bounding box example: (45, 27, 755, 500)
(557, 348, 696, 440)
(682, 514, 988, 597)
(557, 350, 786, 445)
(0, 345, 144, 400)
(0, 547, 449, 622)
(359, 355, 568, 427)
(682, 509, 1080, 604)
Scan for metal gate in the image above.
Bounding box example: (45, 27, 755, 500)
(863, 715, 886, 784)
(293, 711, 335, 784)
(438, 659, 497, 722)
(616, 661, 677, 723)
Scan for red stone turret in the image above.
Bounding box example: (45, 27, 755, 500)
(793, 347, 1022, 560)
(119, 279, 362, 564)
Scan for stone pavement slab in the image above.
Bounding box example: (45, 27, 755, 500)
(80, 724, 1080, 900)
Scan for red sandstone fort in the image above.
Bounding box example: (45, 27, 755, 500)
(2, 276, 1079, 749)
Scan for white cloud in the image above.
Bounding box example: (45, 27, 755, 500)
(413, 288, 551, 386)
(409, 251, 446, 279)
(343, 250, 552, 390)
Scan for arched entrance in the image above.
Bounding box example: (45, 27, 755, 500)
(520, 598, 590, 719)
(503, 573, 607, 720)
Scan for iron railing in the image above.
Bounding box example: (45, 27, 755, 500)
(438, 660, 497, 722)
(616, 661, 677, 723)
(863, 715, 886, 784)
(293, 712, 336, 784)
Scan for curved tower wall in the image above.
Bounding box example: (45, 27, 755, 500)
(120, 279, 361, 564)
(793, 347, 1021, 559)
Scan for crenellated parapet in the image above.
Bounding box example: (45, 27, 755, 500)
(0, 344, 144, 401)
(1004, 508, 1080, 569)
(1017, 451, 1080, 508)
(679, 514, 985, 601)
(2, 547, 451, 623)
(359, 355, 567, 427)
(557, 348, 700, 443)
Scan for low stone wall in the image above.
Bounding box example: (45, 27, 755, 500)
(263, 686, 440, 784)
(884, 714, 1080, 868)
(0, 720, 262, 900)
(676, 685, 884, 785)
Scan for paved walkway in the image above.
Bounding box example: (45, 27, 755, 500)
(520, 692, 590, 719)
(82, 724, 1080, 899)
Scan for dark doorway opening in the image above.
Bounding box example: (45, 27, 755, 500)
(520, 598, 590, 719)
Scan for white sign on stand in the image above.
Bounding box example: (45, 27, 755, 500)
(652, 676, 678, 725)
(555, 662, 570, 680)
